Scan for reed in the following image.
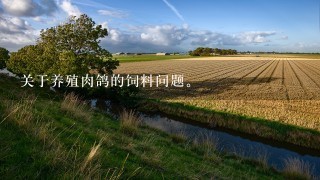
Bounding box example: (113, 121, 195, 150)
(119, 109, 141, 136)
(283, 157, 313, 180)
(61, 92, 92, 122)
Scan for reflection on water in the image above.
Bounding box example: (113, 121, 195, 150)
(91, 99, 320, 176)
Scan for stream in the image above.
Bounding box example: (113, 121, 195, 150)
(92, 99, 320, 177)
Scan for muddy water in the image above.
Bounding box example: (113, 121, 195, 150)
(91, 99, 320, 177)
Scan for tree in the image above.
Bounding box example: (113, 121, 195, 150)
(7, 45, 44, 76)
(202, 47, 212, 56)
(0, 47, 10, 69)
(191, 47, 205, 56)
(7, 14, 119, 76)
(189, 47, 237, 57)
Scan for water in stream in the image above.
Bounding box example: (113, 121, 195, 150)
(91, 99, 320, 177)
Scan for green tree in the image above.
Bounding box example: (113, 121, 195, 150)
(0, 47, 10, 69)
(7, 14, 119, 76)
(189, 47, 237, 56)
(192, 47, 204, 56)
(7, 45, 45, 76)
(214, 48, 221, 55)
(202, 47, 212, 56)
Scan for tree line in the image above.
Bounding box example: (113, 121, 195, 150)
(189, 47, 238, 56)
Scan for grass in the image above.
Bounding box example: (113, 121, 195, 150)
(192, 133, 219, 160)
(115, 54, 320, 63)
(119, 109, 141, 136)
(114, 54, 192, 63)
(114, 53, 320, 63)
(0, 74, 286, 179)
(170, 131, 187, 144)
(61, 92, 92, 122)
(283, 157, 314, 180)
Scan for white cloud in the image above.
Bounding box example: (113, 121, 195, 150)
(238, 31, 276, 44)
(140, 24, 189, 46)
(32, 16, 43, 22)
(100, 24, 278, 52)
(109, 29, 122, 42)
(0, 16, 37, 51)
(100, 21, 123, 42)
(190, 31, 277, 46)
(276, 42, 320, 53)
(59, 0, 81, 17)
(1, 0, 34, 16)
(98, 9, 128, 18)
(0, 16, 32, 33)
(162, 0, 184, 21)
(0, 0, 58, 17)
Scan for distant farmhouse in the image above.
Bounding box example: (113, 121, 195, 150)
(114, 52, 125, 55)
(156, 52, 170, 56)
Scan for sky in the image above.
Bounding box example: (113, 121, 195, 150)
(0, 0, 319, 53)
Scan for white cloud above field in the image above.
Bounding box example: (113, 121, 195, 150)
(0, 0, 82, 50)
(237, 31, 276, 44)
(101, 23, 278, 52)
(59, 0, 82, 17)
(101, 24, 189, 52)
(0, 16, 31, 33)
(293, 42, 320, 50)
(140, 25, 189, 46)
(0, 16, 37, 50)
(0, 0, 58, 17)
(190, 31, 276, 46)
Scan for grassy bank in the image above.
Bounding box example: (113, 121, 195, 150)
(138, 99, 320, 151)
(0, 74, 312, 179)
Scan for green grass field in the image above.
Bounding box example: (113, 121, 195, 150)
(0, 74, 287, 179)
(114, 54, 320, 63)
(114, 54, 192, 62)
(239, 53, 320, 59)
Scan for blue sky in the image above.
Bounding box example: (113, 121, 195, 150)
(0, 0, 319, 52)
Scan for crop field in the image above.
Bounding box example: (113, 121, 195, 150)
(115, 57, 320, 131)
